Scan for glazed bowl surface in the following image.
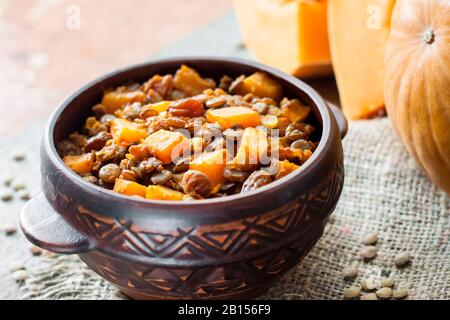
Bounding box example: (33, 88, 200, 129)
(21, 57, 346, 300)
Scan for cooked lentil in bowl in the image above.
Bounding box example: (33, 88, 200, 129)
(58, 65, 318, 201)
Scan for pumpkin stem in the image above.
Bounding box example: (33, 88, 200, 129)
(423, 29, 435, 44)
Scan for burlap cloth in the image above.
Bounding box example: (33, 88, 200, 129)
(22, 118, 450, 300)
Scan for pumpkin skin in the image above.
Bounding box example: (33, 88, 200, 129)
(385, 0, 450, 194)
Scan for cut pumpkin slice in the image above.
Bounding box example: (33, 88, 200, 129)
(328, 0, 396, 119)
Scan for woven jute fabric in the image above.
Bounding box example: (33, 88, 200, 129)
(22, 118, 450, 300)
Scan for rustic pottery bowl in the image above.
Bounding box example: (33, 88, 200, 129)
(20, 57, 347, 300)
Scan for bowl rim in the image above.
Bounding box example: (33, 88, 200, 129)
(44, 56, 335, 208)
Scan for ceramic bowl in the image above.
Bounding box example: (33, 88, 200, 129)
(21, 57, 347, 300)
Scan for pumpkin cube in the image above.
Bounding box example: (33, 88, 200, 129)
(110, 118, 148, 145)
(146, 185, 184, 201)
(275, 160, 300, 180)
(235, 72, 283, 101)
(144, 130, 189, 164)
(189, 149, 231, 187)
(206, 106, 260, 129)
(113, 179, 147, 198)
(174, 65, 215, 96)
(228, 127, 269, 170)
(101, 89, 146, 113)
(146, 101, 171, 113)
(63, 153, 93, 175)
(281, 99, 311, 123)
(233, 0, 332, 78)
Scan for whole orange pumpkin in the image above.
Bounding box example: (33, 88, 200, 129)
(385, 0, 450, 194)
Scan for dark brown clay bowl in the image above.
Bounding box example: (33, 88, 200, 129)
(20, 57, 347, 300)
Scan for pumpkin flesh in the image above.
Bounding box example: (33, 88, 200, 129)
(328, 0, 396, 120)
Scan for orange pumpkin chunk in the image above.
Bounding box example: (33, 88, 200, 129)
(110, 118, 148, 145)
(206, 106, 260, 129)
(63, 153, 93, 175)
(144, 130, 189, 164)
(101, 89, 146, 113)
(189, 149, 231, 187)
(113, 179, 147, 198)
(235, 72, 283, 101)
(275, 160, 300, 180)
(145, 101, 171, 113)
(174, 65, 215, 96)
(146, 185, 184, 201)
(281, 99, 311, 123)
(228, 127, 269, 170)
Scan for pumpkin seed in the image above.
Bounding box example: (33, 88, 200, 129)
(380, 278, 395, 288)
(1, 190, 13, 202)
(343, 286, 361, 299)
(361, 276, 377, 291)
(9, 261, 25, 272)
(359, 246, 378, 260)
(342, 263, 359, 279)
(376, 287, 393, 299)
(361, 293, 378, 300)
(362, 232, 379, 245)
(12, 269, 28, 282)
(393, 288, 408, 299)
(394, 251, 411, 267)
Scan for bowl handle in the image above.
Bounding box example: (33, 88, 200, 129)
(327, 102, 348, 139)
(20, 193, 95, 254)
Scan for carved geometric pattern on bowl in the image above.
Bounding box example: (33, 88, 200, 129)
(76, 160, 344, 261)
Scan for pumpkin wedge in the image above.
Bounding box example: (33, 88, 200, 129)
(328, 0, 396, 120)
(233, 0, 332, 78)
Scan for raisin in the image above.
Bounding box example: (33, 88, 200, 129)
(168, 98, 205, 117)
(84, 131, 112, 152)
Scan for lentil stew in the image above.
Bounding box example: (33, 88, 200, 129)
(58, 65, 318, 201)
